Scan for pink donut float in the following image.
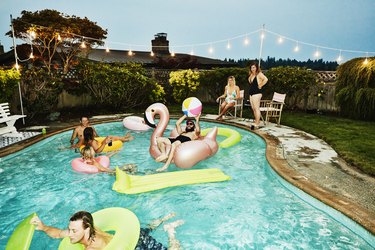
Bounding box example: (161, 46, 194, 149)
(71, 156, 110, 174)
(123, 116, 151, 131)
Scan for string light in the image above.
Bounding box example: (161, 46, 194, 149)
(80, 40, 86, 49)
(336, 50, 342, 63)
(208, 45, 214, 54)
(363, 52, 369, 65)
(29, 52, 34, 59)
(294, 42, 300, 52)
(128, 50, 133, 56)
(105, 46, 110, 53)
(243, 36, 250, 46)
(190, 49, 195, 56)
(314, 48, 320, 58)
(226, 41, 231, 50)
(150, 51, 154, 56)
(13, 21, 375, 61)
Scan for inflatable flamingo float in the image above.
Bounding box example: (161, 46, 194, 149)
(144, 103, 219, 169)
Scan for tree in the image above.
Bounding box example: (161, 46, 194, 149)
(7, 9, 107, 73)
(169, 69, 200, 103)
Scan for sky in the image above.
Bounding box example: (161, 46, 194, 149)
(0, 0, 374, 63)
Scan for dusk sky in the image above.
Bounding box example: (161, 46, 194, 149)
(0, 0, 374, 63)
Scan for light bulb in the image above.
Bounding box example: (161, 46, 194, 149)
(29, 52, 34, 59)
(294, 45, 299, 52)
(277, 36, 284, 44)
(208, 47, 214, 54)
(80, 41, 86, 48)
(150, 51, 154, 56)
(128, 50, 133, 56)
(244, 38, 250, 45)
(226, 42, 231, 50)
(363, 58, 369, 65)
(105, 47, 110, 53)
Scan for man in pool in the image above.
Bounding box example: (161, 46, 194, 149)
(70, 116, 99, 148)
(30, 211, 184, 250)
(155, 113, 201, 172)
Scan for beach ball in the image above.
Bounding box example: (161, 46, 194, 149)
(182, 97, 202, 117)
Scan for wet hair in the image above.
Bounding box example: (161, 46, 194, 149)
(83, 127, 94, 145)
(81, 146, 94, 160)
(249, 62, 261, 74)
(70, 211, 96, 241)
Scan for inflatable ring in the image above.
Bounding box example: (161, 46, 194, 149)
(201, 127, 241, 148)
(123, 116, 151, 131)
(71, 156, 110, 174)
(79, 137, 122, 153)
(59, 207, 140, 250)
(6, 213, 36, 250)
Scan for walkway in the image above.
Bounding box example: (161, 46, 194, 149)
(0, 113, 374, 235)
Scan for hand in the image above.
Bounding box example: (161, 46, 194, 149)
(195, 113, 201, 120)
(104, 136, 111, 144)
(30, 215, 44, 230)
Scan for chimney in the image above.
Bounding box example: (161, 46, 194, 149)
(151, 33, 169, 55)
(0, 42, 4, 55)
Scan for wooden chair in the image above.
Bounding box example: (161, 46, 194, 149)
(218, 90, 244, 119)
(259, 92, 286, 125)
(0, 103, 26, 137)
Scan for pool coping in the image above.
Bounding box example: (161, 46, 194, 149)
(0, 116, 374, 236)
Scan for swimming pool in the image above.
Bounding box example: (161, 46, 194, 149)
(0, 121, 374, 249)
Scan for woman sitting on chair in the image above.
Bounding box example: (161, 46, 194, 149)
(216, 76, 240, 120)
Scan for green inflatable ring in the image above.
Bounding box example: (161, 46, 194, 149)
(201, 127, 241, 148)
(6, 212, 36, 250)
(58, 207, 140, 250)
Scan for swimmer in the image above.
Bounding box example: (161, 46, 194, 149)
(30, 211, 184, 250)
(81, 146, 114, 173)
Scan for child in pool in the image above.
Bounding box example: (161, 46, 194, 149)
(81, 146, 115, 173)
(81, 146, 138, 174)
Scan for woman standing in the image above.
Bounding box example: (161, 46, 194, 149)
(216, 76, 240, 120)
(248, 62, 268, 129)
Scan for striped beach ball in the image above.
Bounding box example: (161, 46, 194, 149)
(182, 97, 202, 117)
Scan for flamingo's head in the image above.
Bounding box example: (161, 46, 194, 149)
(144, 103, 169, 128)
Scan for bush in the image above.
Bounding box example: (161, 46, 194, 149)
(0, 68, 20, 103)
(20, 67, 63, 116)
(266, 66, 316, 109)
(169, 69, 200, 103)
(336, 57, 375, 120)
(78, 62, 165, 109)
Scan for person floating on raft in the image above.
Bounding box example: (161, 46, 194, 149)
(144, 102, 219, 171)
(83, 127, 134, 154)
(29, 210, 184, 250)
(155, 114, 201, 172)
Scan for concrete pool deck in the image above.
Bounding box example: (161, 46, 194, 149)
(0, 113, 374, 236)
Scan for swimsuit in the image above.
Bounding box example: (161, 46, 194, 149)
(249, 75, 263, 96)
(135, 228, 167, 250)
(225, 89, 237, 104)
(168, 134, 191, 144)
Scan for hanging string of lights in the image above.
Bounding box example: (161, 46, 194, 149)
(13, 19, 375, 65)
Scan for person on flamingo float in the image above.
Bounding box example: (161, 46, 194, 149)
(155, 113, 201, 172)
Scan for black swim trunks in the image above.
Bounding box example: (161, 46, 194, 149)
(135, 228, 167, 250)
(168, 134, 191, 144)
(249, 75, 263, 96)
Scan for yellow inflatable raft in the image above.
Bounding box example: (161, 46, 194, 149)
(112, 167, 231, 194)
(58, 207, 140, 250)
(201, 127, 241, 148)
(6, 213, 36, 250)
(79, 137, 123, 153)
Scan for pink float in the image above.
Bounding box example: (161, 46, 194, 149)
(71, 156, 110, 174)
(144, 103, 219, 169)
(123, 116, 151, 131)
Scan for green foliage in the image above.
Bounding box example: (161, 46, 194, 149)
(336, 57, 375, 120)
(199, 67, 248, 102)
(0, 68, 20, 103)
(169, 69, 200, 103)
(8, 9, 107, 73)
(78, 62, 164, 109)
(20, 67, 63, 115)
(266, 66, 316, 108)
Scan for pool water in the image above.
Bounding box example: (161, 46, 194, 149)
(0, 121, 373, 249)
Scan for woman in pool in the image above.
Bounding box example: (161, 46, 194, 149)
(83, 127, 134, 154)
(216, 76, 240, 121)
(80, 146, 115, 173)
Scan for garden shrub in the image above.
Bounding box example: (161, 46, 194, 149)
(78, 62, 165, 109)
(20, 67, 63, 116)
(266, 66, 316, 109)
(336, 57, 375, 120)
(169, 69, 200, 103)
(0, 68, 20, 103)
